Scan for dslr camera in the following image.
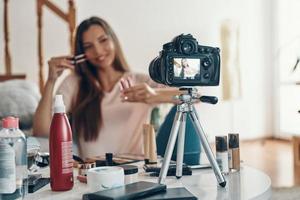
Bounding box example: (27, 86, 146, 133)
(149, 34, 220, 87)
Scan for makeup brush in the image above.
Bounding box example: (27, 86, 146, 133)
(70, 54, 86, 65)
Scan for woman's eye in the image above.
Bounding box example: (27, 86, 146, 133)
(83, 45, 92, 50)
(99, 37, 108, 43)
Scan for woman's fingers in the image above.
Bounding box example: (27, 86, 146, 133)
(123, 83, 147, 93)
(126, 76, 133, 87)
(47, 56, 75, 81)
(119, 77, 134, 92)
(59, 61, 75, 70)
(119, 77, 157, 103)
(120, 79, 127, 91)
(51, 55, 73, 60)
(121, 92, 146, 102)
(126, 90, 147, 99)
(121, 83, 156, 103)
(122, 85, 146, 99)
(121, 87, 144, 101)
(49, 59, 75, 71)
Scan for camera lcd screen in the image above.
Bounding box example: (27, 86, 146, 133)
(173, 58, 200, 80)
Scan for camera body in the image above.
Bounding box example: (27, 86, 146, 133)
(149, 34, 220, 87)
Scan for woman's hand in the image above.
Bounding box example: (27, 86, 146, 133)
(47, 55, 75, 82)
(121, 83, 157, 104)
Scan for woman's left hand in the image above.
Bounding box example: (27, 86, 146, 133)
(121, 83, 157, 104)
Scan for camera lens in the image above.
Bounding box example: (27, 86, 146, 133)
(149, 57, 163, 84)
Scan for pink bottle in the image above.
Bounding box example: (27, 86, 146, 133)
(49, 95, 73, 191)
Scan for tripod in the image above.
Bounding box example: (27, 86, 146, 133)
(158, 88, 226, 187)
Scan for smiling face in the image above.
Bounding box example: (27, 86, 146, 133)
(82, 25, 116, 70)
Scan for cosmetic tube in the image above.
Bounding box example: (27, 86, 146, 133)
(149, 125, 157, 164)
(143, 124, 150, 164)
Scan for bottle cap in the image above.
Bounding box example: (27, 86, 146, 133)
(215, 136, 228, 152)
(119, 165, 138, 175)
(54, 94, 66, 113)
(228, 133, 239, 148)
(105, 153, 113, 166)
(2, 116, 19, 129)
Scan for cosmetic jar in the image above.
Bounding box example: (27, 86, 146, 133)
(119, 165, 138, 184)
(87, 166, 124, 192)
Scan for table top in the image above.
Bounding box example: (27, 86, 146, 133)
(25, 164, 271, 200)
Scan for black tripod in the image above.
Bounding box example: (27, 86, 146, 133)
(158, 88, 226, 187)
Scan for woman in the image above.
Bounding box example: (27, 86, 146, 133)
(180, 58, 191, 79)
(180, 58, 198, 79)
(33, 16, 180, 159)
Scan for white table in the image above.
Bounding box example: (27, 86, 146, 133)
(25, 165, 271, 200)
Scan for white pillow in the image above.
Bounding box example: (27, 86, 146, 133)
(0, 80, 41, 129)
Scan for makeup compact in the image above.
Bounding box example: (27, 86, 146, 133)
(119, 165, 138, 184)
(87, 166, 124, 192)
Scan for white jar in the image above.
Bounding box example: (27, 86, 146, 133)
(87, 166, 124, 192)
(120, 165, 138, 184)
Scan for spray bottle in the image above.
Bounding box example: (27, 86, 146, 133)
(49, 95, 73, 191)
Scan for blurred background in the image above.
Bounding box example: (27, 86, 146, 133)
(1, 0, 300, 191)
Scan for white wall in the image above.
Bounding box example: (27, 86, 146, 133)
(274, 0, 300, 138)
(0, 0, 274, 140)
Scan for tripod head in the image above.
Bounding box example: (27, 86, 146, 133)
(176, 87, 218, 104)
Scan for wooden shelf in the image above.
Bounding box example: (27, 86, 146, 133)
(0, 74, 26, 82)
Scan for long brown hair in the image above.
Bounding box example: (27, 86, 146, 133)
(72, 16, 129, 141)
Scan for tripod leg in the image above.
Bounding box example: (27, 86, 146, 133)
(176, 112, 187, 179)
(158, 111, 183, 184)
(189, 109, 226, 187)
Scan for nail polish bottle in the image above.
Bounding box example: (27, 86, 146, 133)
(228, 133, 240, 172)
(216, 136, 229, 174)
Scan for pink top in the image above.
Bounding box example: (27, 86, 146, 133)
(56, 72, 158, 159)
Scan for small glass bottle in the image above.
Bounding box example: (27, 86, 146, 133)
(0, 117, 27, 200)
(215, 136, 229, 174)
(228, 133, 240, 172)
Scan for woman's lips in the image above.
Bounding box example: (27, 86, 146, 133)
(96, 56, 105, 61)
